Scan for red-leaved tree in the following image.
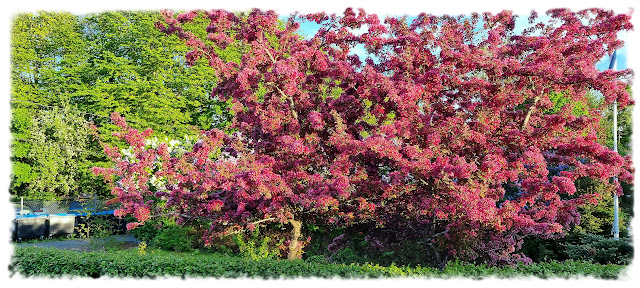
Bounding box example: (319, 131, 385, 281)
(95, 8, 633, 265)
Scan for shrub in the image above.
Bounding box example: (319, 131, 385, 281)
(305, 254, 330, 264)
(233, 227, 283, 260)
(330, 247, 364, 264)
(319, 226, 450, 268)
(129, 219, 160, 243)
(520, 236, 567, 263)
(152, 224, 195, 252)
(10, 246, 627, 279)
(520, 233, 633, 265)
(565, 234, 633, 265)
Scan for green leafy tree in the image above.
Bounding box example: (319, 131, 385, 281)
(10, 12, 87, 195)
(520, 87, 633, 262)
(10, 11, 239, 198)
(74, 11, 238, 196)
(544, 91, 590, 116)
(545, 88, 633, 236)
(76, 11, 236, 143)
(583, 88, 633, 236)
(572, 177, 630, 236)
(590, 89, 633, 236)
(10, 105, 35, 193)
(598, 94, 632, 157)
(25, 103, 92, 199)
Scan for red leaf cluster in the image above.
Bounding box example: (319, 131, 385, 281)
(96, 8, 633, 266)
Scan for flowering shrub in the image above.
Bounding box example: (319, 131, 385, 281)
(96, 8, 633, 266)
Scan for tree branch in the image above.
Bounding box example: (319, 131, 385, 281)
(522, 77, 541, 130)
(262, 47, 299, 120)
(267, 83, 299, 119)
(522, 94, 541, 130)
(426, 228, 449, 242)
(264, 48, 277, 63)
(220, 217, 278, 236)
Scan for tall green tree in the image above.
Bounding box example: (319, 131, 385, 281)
(10, 11, 238, 198)
(76, 11, 236, 143)
(597, 89, 632, 156)
(10, 12, 87, 195)
(546, 89, 633, 236)
(26, 103, 92, 199)
(595, 88, 633, 231)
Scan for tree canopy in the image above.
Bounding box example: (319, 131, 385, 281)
(10, 11, 237, 198)
(95, 8, 633, 266)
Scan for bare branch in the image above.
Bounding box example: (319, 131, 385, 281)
(220, 217, 278, 236)
(522, 94, 541, 130)
(267, 83, 299, 119)
(522, 77, 541, 130)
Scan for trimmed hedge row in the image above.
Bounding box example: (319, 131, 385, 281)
(10, 246, 626, 279)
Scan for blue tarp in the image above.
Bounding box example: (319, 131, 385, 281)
(69, 210, 114, 217)
(15, 214, 48, 220)
(14, 211, 113, 219)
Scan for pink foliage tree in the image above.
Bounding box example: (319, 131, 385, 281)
(95, 8, 633, 265)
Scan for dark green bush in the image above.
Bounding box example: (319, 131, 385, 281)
(152, 224, 195, 252)
(307, 228, 440, 268)
(10, 246, 627, 279)
(565, 234, 633, 265)
(521, 233, 633, 265)
(302, 224, 343, 259)
(331, 247, 364, 264)
(128, 218, 200, 252)
(129, 219, 160, 243)
(520, 235, 569, 262)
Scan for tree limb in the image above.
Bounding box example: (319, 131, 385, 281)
(522, 77, 541, 130)
(522, 94, 541, 130)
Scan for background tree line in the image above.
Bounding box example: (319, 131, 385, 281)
(10, 11, 237, 199)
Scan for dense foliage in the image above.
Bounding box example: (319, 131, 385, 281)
(151, 224, 196, 252)
(94, 7, 634, 267)
(21, 102, 93, 199)
(10, 11, 235, 198)
(10, 246, 627, 279)
(520, 233, 633, 264)
(564, 233, 633, 265)
(11, 12, 85, 197)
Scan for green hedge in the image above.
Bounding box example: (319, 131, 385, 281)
(10, 246, 626, 279)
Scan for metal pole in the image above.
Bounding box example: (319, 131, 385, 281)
(609, 51, 619, 239)
(613, 101, 619, 239)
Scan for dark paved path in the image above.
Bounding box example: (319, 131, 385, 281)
(14, 234, 141, 251)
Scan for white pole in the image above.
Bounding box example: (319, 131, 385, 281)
(609, 51, 619, 239)
(613, 101, 619, 239)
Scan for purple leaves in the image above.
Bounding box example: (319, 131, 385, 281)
(94, 8, 634, 266)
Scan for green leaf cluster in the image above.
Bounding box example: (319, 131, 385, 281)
(10, 246, 626, 279)
(151, 224, 196, 253)
(11, 11, 237, 198)
(25, 103, 91, 199)
(233, 227, 284, 261)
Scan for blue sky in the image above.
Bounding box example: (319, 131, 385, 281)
(290, 14, 628, 71)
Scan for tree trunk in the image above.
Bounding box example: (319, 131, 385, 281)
(522, 95, 541, 130)
(287, 218, 302, 260)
